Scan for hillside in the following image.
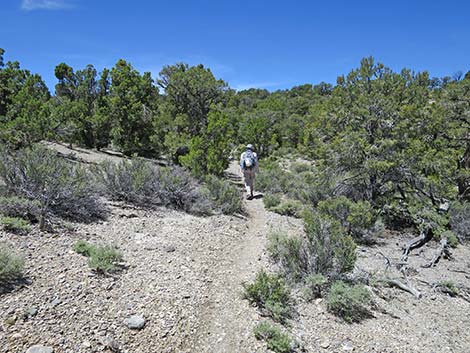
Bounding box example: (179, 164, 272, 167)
(1, 145, 470, 353)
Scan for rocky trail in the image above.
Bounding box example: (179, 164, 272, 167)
(189, 162, 269, 353)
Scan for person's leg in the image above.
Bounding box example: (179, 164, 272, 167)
(244, 170, 254, 199)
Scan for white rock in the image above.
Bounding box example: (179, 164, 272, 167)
(26, 346, 54, 353)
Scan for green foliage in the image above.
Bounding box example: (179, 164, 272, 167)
(0, 216, 31, 234)
(254, 321, 297, 353)
(268, 212, 357, 281)
(326, 281, 372, 323)
(302, 274, 328, 300)
(0, 145, 106, 227)
(158, 166, 212, 215)
(243, 270, 293, 323)
(0, 196, 40, 222)
(0, 244, 24, 284)
(317, 196, 382, 241)
(449, 201, 470, 242)
(95, 159, 212, 215)
(437, 280, 459, 297)
(180, 110, 233, 177)
(269, 200, 303, 218)
(263, 193, 282, 209)
(73, 240, 123, 273)
(268, 231, 304, 282)
(72, 239, 94, 257)
(94, 159, 160, 206)
(441, 230, 459, 248)
(204, 175, 243, 215)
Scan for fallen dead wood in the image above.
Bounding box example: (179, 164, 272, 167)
(378, 278, 422, 299)
(401, 227, 433, 262)
(422, 238, 451, 268)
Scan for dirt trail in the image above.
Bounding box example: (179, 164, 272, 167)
(189, 161, 268, 353)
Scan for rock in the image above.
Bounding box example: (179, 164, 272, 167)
(82, 340, 92, 348)
(342, 341, 354, 351)
(101, 337, 120, 351)
(163, 245, 176, 253)
(315, 298, 323, 305)
(51, 298, 61, 307)
(320, 340, 330, 349)
(11, 332, 23, 340)
(26, 346, 54, 353)
(26, 307, 39, 317)
(124, 315, 146, 330)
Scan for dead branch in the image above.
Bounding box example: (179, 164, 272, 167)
(422, 238, 451, 268)
(401, 227, 433, 262)
(377, 278, 422, 299)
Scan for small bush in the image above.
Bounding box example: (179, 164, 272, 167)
(303, 274, 328, 300)
(94, 159, 160, 206)
(449, 201, 470, 242)
(0, 196, 40, 222)
(269, 213, 357, 282)
(158, 166, 212, 215)
(268, 231, 304, 282)
(264, 193, 282, 209)
(73, 240, 123, 273)
(0, 244, 24, 284)
(243, 270, 293, 323)
(72, 239, 94, 257)
(317, 196, 382, 240)
(441, 230, 459, 248)
(437, 280, 459, 297)
(205, 175, 243, 215)
(326, 281, 372, 323)
(254, 321, 297, 353)
(0, 145, 106, 227)
(270, 200, 303, 218)
(0, 217, 31, 234)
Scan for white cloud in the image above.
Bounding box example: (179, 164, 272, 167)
(21, 0, 74, 11)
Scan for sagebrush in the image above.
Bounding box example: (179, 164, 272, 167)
(0, 244, 24, 285)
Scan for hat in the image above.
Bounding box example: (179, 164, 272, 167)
(246, 144, 254, 150)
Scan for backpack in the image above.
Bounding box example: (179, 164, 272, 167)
(243, 150, 256, 169)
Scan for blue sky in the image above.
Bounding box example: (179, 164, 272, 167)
(1, 0, 469, 91)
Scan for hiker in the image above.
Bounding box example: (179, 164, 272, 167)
(240, 144, 259, 200)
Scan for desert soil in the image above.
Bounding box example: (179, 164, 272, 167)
(1, 144, 470, 353)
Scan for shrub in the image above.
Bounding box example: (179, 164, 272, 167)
(243, 270, 293, 323)
(159, 166, 212, 215)
(72, 239, 94, 257)
(0, 196, 40, 222)
(437, 280, 459, 297)
(0, 217, 31, 234)
(264, 193, 282, 209)
(0, 244, 24, 284)
(269, 213, 357, 282)
(94, 159, 160, 206)
(205, 175, 243, 215)
(449, 201, 470, 242)
(441, 230, 459, 248)
(317, 196, 382, 240)
(73, 240, 123, 273)
(270, 200, 303, 218)
(303, 274, 328, 300)
(326, 281, 372, 323)
(254, 321, 297, 353)
(0, 145, 106, 228)
(268, 231, 304, 282)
